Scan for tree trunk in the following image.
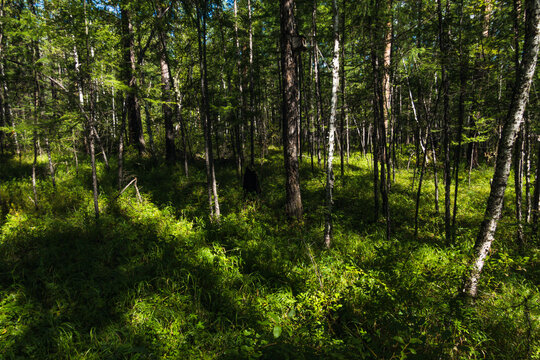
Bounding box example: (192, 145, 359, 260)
(340, 8, 346, 177)
(44, 134, 55, 189)
(532, 138, 540, 231)
(281, 0, 303, 220)
(452, 10, 468, 241)
(438, 0, 453, 243)
(157, 16, 176, 163)
(313, 0, 323, 167)
(324, 0, 341, 247)
(461, 0, 540, 299)
(118, 99, 126, 190)
(234, 0, 244, 177)
(198, 0, 220, 222)
(248, 0, 255, 166)
(120, 6, 146, 155)
(514, 127, 525, 246)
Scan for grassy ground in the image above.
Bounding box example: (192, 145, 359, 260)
(0, 148, 538, 359)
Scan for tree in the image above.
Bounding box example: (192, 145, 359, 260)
(120, 3, 146, 156)
(280, 0, 303, 220)
(196, 0, 220, 222)
(324, 0, 340, 247)
(461, 0, 540, 299)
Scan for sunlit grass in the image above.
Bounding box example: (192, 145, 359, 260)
(0, 150, 538, 359)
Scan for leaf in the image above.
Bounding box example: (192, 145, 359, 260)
(273, 326, 282, 338)
(393, 335, 405, 344)
(287, 308, 296, 319)
(268, 312, 280, 323)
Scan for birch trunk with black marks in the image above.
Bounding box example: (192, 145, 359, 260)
(462, 0, 540, 299)
(324, 0, 340, 247)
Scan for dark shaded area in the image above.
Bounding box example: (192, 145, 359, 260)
(242, 166, 261, 196)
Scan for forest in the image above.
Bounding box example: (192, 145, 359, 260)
(0, 0, 539, 358)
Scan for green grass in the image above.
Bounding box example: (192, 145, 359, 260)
(0, 149, 538, 359)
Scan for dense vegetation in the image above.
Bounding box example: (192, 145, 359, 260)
(0, 150, 537, 359)
(0, 0, 539, 358)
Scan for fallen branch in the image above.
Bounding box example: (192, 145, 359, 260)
(114, 177, 142, 203)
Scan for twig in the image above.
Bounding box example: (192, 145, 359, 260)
(134, 179, 142, 203)
(114, 177, 137, 201)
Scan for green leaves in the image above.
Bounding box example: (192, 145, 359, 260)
(272, 325, 282, 338)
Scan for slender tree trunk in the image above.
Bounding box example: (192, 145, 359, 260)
(452, 11, 467, 241)
(461, 0, 540, 299)
(340, 8, 346, 177)
(44, 134, 55, 189)
(120, 6, 146, 155)
(72, 130, 79, 175)
(532, 138, 540, 231)
(438, 0, 453, 243)
(157, 17, 176, 163)
(174, 86, 189, 177)
(431, 133, 441, 215)
(32, 40, 41, 209)
(514, 128, 524, 245)
(324, 0, 341, 247)
(1, 61, 19, 161)
(281, 0, 303, 220)
(234, 0, 244, 177)
(198, 0, 220, 221)
(313, 0, 323, 167)
(248, 0, 255, 166)
(524, 115, 532, 222)
(118, 100, 126, 190)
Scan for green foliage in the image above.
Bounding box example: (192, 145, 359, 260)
(0, 150, 537, 359)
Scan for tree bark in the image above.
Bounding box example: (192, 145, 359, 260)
(281, 0, 303, 220)
(157, 11, 176, 163)
(120, 5, 146, 155)
(324, 0, 340, 247)
(461, 0, 540, 298)
(197, 0, 220, 222)
(438, 0, 453, 243)
(312, 0, 323, 167)
(248, 0, 255, 166)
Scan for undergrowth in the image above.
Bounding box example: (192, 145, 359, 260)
(0, 150, 538, 359)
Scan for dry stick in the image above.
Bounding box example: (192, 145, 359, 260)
(134, 179, 142, 203)
(114, 177, 140, 202)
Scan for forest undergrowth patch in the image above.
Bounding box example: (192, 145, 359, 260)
(0, 152, 538, 359)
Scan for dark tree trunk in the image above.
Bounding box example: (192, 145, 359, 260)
(438, 0, 453, 243)
(197, 0, 220, 221)
(118, 99, 126, 190)
(281, 0, 303, 220)
(157, 22, 176, 163)
(120, 6, 146, 155)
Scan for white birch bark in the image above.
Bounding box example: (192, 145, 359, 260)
(462, 0, 540, 298)
(324, 0, 340, 247)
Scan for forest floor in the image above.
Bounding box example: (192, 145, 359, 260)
(0, 148, 538, 359)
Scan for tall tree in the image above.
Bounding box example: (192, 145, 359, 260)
(324, 0, 340, 247)
(197, 0, 220, 221)
(280, 0, 303, 220)
(120, 3, 146, 155)
(461, 0, 540, 299)
(156, 3, 176, 163)
(438, 0, 452, 243)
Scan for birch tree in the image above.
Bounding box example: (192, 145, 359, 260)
(461, 0, 540, 299)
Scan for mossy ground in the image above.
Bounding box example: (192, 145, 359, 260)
(0, 149, 538, 359)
